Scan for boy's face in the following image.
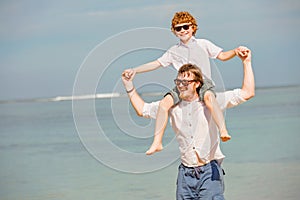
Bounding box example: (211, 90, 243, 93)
(174, 22, 194, 44)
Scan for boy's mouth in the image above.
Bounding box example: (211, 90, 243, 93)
(179, 31, 189, 36)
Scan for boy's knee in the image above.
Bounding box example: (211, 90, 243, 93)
(204, 91, 215, 103)
(159, 95, 174, 110)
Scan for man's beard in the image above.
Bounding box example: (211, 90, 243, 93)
(179, 91, 188, 100)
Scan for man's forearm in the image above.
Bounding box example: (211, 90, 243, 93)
(241, 60, 255, 100)
(126, 87, 145, 117)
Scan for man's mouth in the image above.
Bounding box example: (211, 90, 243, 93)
(178, 87, 188, 92)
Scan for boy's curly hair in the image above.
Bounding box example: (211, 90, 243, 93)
(171, 11, 198, 35)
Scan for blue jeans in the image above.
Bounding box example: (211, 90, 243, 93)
(176, 161, 225, 200)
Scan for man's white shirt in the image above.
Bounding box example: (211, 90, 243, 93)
(143, 89, 246, 167)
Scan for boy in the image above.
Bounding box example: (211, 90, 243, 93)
(123, 11, 240, 155)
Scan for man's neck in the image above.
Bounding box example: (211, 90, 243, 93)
(182, 93, 199, 102)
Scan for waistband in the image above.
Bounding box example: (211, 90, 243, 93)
(179, 160, 218, 179)
(180, 160, 218, 169)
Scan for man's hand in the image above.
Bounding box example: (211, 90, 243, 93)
(121, 71, 134, 92)
(236, 46, 251, 62)
(235, 46, 250, 57)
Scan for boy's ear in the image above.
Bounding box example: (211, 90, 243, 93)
(192, 26, 197, 35)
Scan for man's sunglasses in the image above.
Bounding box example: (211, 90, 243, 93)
(174, 79, 196, 86)
(174, 24, 192, 32)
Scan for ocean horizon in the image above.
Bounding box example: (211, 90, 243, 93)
(1, 84, 299, 104)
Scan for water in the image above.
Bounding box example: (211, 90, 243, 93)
(0, 86, 300, 200)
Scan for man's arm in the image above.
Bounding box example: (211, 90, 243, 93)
(122, 60, 162, 81)
(220, 48, 255, 109)
(121, 74, 145, 117)
(238, 49, 255, 100)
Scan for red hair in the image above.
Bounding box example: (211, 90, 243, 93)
(171, 11, 198, 35)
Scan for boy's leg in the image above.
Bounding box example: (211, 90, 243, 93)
(201, 79, 231, 142)
(146, 94, 174, 155)
(146, 87, 179, 155)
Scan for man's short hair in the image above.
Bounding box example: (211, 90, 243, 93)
(178, 64, 203, 93)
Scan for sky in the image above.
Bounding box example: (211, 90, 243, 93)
(0, 0, 300, 100)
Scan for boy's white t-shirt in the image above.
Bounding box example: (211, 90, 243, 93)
(157, 37, 223, 79)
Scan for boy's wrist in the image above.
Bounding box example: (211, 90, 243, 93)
(234, 48, 239, 56)
(132, 68, 138, 74)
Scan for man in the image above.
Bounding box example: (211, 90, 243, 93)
(122, 48, 254, 199)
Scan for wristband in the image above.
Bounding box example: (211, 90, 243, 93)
(126, 87, 135, 93)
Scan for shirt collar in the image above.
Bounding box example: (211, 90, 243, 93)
(178, 36, 196, 47)
(181, 97, 201, 105)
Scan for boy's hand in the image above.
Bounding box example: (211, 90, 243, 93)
(122, 68, 136, 81)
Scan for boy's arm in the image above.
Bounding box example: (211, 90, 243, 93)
(217, 46, 251, 61)
(122, 60, 162, 80)
(217, 49, 237, 61)
(134, 60, 162, 73)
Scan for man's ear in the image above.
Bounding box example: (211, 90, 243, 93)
(195, 81, 201, 88)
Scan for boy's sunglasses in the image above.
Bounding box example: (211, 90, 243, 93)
(174, 24, 192, 32)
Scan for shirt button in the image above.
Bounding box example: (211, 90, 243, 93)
(193, 147, 195, 149)
(191, 136, 193, 139)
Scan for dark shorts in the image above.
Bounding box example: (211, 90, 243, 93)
(165, 78, 216, 105)
(176, 161, 225, 200)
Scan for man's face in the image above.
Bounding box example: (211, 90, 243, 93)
(175, 73, 199, 100)
(174, 23, 194, 43)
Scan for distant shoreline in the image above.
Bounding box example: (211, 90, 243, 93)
(1, 84, 299, 104)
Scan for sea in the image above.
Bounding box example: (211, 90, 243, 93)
(0, 85, 300, 200)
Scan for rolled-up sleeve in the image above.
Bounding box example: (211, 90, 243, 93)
(228, 89, 246, 107)
(142, 101, 160, 119)
(216, 89, 246, 110)
(198, 39, 223, 59)
(157, 51, 172, 67)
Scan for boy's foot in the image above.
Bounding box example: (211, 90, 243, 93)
(145, 143, 163, 155)
(220, 130, 231, 142)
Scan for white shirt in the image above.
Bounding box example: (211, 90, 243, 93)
(143, 89, 246, 167)
(157, 37, 223, 79)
